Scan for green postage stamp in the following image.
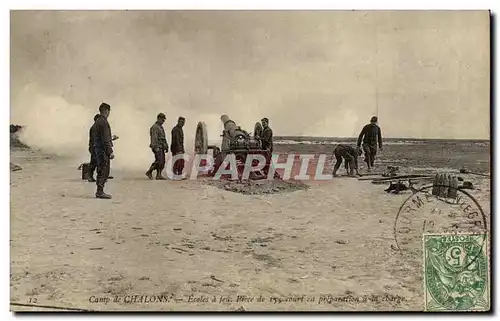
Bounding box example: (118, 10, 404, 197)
(423, 233, 490, 312)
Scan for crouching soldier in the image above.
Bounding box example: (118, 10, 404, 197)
(332, 144, 362, 177)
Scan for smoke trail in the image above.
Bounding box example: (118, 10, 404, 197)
(11, 83, 226, 171)
(12, 84, 93, 158)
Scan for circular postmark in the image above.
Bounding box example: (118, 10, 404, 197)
(393, 185, 488, 261)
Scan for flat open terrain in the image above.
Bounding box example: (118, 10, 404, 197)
(10, 142, 490, 311)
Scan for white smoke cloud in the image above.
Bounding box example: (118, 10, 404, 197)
(11, 84, 228, 171)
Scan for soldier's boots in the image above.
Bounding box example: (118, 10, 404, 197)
(145, 165, 155, 180)
(156, 169, 167, 180)
(96, 187, 112, 199)
(156, 174, 167, 180)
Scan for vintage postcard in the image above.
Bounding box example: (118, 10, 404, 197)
(10, 10, 491, 312)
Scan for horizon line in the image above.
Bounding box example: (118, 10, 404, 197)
(273, 136, 490, 141)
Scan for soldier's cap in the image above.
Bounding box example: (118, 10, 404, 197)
(261, 118, 269, 122)
(178, 116, 185, 121)
(370, 116, 378, 123)
(157, 113, 166, 120)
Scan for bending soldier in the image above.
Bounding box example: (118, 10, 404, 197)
(92, 103, 114, 199)
(332, 144, 362, 177)
(357, 116, 383, 172)
(171, 117, 186, 177)
(261, 117, 273, 153)
(146, 113, 168, 180)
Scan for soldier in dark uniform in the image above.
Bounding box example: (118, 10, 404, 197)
(92, 103, 114, 199)
(171, 117, 186, 176)
(87, 114, 100, 182)
(357, 116, 383, 172)
(332, 144, 362, 177)
(261, 118, 273, 153)
(89, 114, 119, 182)
(146, 113, 168, 180)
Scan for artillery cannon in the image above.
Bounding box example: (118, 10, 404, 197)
(194, 115, 274, 180)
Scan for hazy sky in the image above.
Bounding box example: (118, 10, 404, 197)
(11, 10, 490, 149)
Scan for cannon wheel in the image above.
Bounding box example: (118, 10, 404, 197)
(195, 121, 208, 154)
(254, 122, 263, 138)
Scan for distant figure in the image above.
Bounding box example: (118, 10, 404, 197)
(332, 144, 362, 177)
(171, 117, 186, 177)
(357, 116, 383, 172)
(87, 114, 100, 182)
(261, 118, 273, 153)
(146, 113, 168, 180)
(92, 103, 114, 199)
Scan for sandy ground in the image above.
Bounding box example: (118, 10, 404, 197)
(10, 148, 491, 312)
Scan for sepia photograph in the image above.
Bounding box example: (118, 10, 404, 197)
(9, 9, 491, 312)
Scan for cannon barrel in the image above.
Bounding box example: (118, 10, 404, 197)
(220, 114, 260, 151)
(220, 114, 249, 139)
(194, 116, 272, 179)
(220, 114, 242, 138)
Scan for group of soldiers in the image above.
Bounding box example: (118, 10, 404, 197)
(144, 113, 186, 180)
(332, 116, 383, 177)
(87, 103, 373, 199)
(87, 103, 188, 199)
(87, 103, 275, 199)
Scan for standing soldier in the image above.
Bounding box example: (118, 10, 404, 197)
(92, 103, 114, 199)
(89, 114, 118, 182)
(357, 116, 383, 172)
(87, 114, 100, 182)
(171, 117, 186, 177)
(261, 117, 273, 153)
(146, 113, 168, 180)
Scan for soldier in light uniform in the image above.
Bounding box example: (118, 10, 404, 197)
(146, 113, 168, 180)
